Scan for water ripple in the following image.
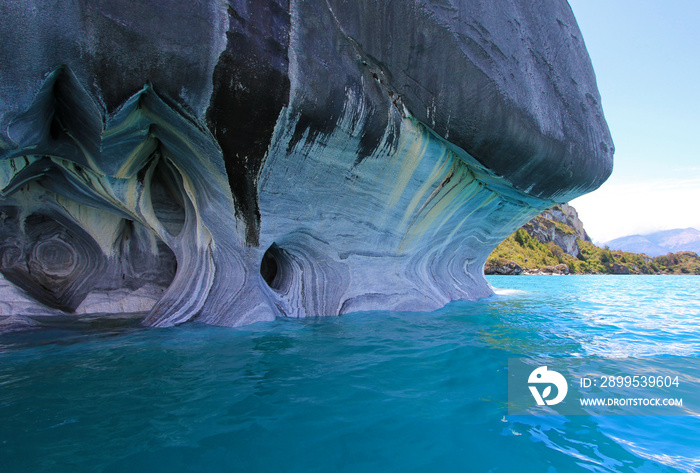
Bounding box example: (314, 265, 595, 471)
(0, 275, 697, 472)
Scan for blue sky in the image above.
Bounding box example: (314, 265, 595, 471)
(567, 0, 700, 243)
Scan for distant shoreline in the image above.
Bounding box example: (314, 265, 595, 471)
(486, 271, 698, 276)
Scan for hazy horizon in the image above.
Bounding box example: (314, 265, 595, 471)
(567, 0, 700, 242)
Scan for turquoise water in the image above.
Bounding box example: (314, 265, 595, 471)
(1, 275, 699, 472)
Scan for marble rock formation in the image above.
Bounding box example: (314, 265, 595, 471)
(0, 0, 613, 326)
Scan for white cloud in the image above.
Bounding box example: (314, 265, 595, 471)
(570, 176, 700, 244)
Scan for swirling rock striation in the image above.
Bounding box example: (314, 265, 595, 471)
(0, 0, 613, 326)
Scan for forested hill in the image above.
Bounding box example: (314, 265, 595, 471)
(485, 204, 700, 275)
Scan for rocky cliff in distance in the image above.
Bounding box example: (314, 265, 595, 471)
(486, 206, 700, 275)
(523, 203, 591, 257)
(0, 1, 613, 327)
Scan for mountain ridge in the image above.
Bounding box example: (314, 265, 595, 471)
(605, 228, 700, 256)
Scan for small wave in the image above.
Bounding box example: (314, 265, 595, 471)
(492, 288, 527, 296)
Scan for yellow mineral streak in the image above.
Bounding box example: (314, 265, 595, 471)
(384, 124, 430, 211)
(55, 195, 124, 256)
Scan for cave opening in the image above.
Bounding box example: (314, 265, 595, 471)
(150, 159, 186, 237)
(260, 244, 281, 289)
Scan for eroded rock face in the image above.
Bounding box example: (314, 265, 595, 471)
(543, 203, 592, 243)
(0, 0, 613, 326)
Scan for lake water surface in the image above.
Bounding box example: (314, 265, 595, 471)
(1, 275, 699, 472)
